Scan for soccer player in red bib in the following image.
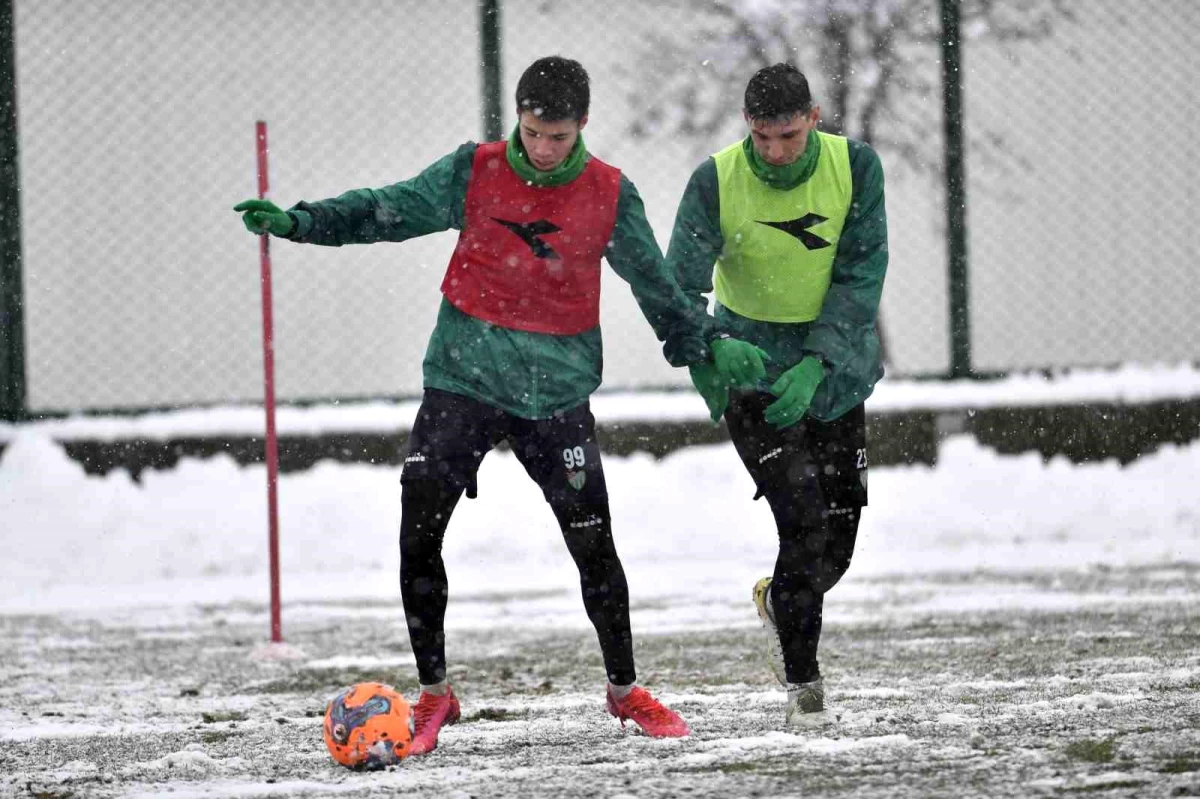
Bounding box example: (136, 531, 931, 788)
(235, 57, 766, 753)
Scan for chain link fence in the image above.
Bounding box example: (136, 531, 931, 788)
(7, 0, 1198, 413)
(963, 0, 1200, 373)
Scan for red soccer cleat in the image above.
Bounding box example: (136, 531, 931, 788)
(606, 685, 690, 738)
(408, 686, 461, 756)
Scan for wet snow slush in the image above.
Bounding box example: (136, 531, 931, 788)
(4, 572, 1199, 798)
(2, 425, 1199, 798)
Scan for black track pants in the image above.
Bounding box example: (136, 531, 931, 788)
(766, 496, 861, 684)
(398, 480, 461, 686)
(400, 482, 636, 686)
(725, 394, 868, 684)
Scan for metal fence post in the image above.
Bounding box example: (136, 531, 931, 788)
(0, 0, 26, 421)
(941, 0, 971, 379)
(480, 0, 503, 142)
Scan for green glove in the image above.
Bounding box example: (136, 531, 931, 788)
(710, 336, 768, 389)
(688, 362, 729, 422)
(764, 356, 826, 429)
(233, 199, 294, 236)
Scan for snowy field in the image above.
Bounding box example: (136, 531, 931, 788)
(3, 375, 1200, 798)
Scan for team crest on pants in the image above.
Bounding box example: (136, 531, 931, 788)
(567, 470, 587, 491)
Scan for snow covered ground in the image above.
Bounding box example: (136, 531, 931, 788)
(2, 376, 1199, 797)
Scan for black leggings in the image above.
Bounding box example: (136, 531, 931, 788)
(765, 480, 860, 684)
(399, 480, 635, 686)
(723, 394, 868, 686)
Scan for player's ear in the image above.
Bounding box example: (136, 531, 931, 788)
(577, 114, 589, 132)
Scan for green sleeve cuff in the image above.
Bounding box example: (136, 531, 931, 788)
(285, 210, 311, 239)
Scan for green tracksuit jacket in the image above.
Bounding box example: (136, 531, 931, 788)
(283, 138, 718, 419)
(666, 131, 889, 421)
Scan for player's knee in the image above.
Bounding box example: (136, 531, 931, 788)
(555, 503, 611, 541)
(401, 478, 453, 508)
(810, 512, 861, 591)
(399, 480, 458, 551)
(556, 504, 627, 586)
(809, 558, 852, 594)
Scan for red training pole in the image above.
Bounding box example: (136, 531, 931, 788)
(256, 120, 283, 644)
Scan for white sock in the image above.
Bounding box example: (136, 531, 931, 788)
(420, 680, 449, 696)
(608, 681, 635, 699)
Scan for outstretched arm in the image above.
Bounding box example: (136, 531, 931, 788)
(234, 142, 476, 247)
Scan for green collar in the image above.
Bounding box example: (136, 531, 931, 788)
(506, 126, 588, 186)
(743, 128, 821, 190)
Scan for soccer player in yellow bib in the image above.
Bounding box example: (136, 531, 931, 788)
(666, 63, 888, 730)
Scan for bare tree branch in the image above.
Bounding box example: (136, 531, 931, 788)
(624, 0, 1075, 175)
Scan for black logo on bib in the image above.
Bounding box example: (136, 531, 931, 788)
(758, 214, 831, 250)
(492, 217, 562, 260)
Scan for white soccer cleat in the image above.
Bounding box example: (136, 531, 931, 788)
(751, 577, 788, 688)
(786, 678, 833, 730)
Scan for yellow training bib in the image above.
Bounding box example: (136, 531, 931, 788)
(713, 131, 852, 322)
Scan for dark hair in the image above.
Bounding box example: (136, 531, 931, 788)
(515, 56, 590, 122)
(744, 63, 813, 121)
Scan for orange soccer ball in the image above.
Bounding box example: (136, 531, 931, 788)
(323, 682, 414, 769)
